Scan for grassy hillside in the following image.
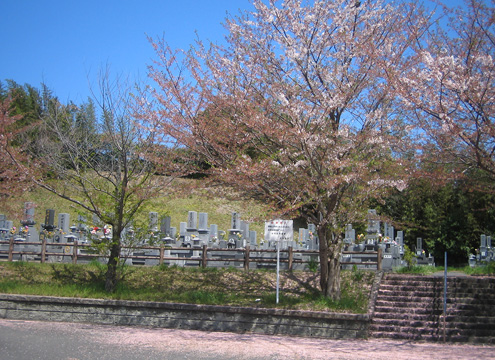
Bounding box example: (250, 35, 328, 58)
(0, 177, 272, 239)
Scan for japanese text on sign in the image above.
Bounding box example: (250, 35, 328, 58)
(264, 220, 293, 242)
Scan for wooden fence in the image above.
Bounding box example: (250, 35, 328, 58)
(0, 237, 382, 271)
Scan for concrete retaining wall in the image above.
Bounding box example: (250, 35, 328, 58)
(0, 294, 369, 339)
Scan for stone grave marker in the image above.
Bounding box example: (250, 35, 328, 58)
(307, 224, 318, 250)
(344, 224, 355, 244)
(384, 222, 394, 241)
(43, 209, 56, 232)
(187, 211, 198, 231)
(231, 211, 240, 230)
(366, 209, 380, 244)
(481, 235, 487, 258)
(396, 230, 404, 255)
(416, 237, 423, 256)
(210, 224, 218, 242)
(149, 212, 159, 232)
(58, 213, 70, 235)
(198, 213, 208, 231)
(5, 220, 13, 234)
(161, 216, 171, 236)
(228, 212, 242, 248)
(179, 222, 187, 245)
(198, 213, 209, 244)
(21, 202, 36, 227)
(249, 230, 257, 247)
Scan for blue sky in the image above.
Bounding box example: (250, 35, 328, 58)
(1, 0, 468, 104)
(1, 0, 253, 103)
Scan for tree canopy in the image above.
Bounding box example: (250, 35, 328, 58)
(146, 0, 428, 299)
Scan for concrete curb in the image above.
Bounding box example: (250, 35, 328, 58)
(0, 293, 369, 339)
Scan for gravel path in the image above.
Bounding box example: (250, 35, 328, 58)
(1, 319, 494, 360)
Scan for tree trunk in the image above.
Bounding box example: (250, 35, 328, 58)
(318, 224, 341, 300)
(104, 234, 121, 293)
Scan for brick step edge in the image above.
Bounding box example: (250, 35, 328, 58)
(371, 318, 495, 330)
(371, 331, 495, 344)
(373, 312, 495, 323)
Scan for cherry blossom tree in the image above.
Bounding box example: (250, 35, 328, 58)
(392, 0, 495, 188)
(147, 0, 423, 299)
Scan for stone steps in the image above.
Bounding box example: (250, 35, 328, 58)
(372, 318, 495, 332)
(369, 273, 495, 343)
(372, 331, 495, 344)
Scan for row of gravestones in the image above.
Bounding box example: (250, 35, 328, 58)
(337, 209, 408, 269)
(469, 234, 494, 266)
(0, 204, 308, 267)
(0, 203, 442, 269)
(0, 202, 320, 251)
(0, 204, 407, 269)
(336, 210, 435, 268)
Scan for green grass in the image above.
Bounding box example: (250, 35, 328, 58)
(394, 263, 495, 276)
(0, 261, 375, 313)
(394, 265, 439, 275)
(459, 262, 495, 276)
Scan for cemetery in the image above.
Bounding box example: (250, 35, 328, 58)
(0, 202, 460, 271)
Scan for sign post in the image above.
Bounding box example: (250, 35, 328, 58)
(264, 219, 293, 304)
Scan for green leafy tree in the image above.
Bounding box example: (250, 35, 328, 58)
(373, 179, 495, 265)
(7, 71, 170, 292)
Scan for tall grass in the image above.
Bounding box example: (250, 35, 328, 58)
(395, 265, 439, 275)
(461, 262, 495, 275)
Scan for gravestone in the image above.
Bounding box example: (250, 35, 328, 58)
(149, 212, 159, 232)
(218, 239, 227, 249)
(179, 222, 188, 245)
(416, 237, 423, 256)
(43, 209, 56, 232)
(228, 212, 242, 248)
(4, 220, 13, 234)
(58, 213, 70, 234)
(299, 228, 309, 248)
(187, 211, 198, 231)
(20, 202, 39, 242)
(366, 209, 380, 245)
(384, 222, 394, 241)
(0, 214, 6, 230)
(241, 221, 249, 241)
(231, 212, 240, 230)
(307, 224, 318, 250)
(481, 235, 487, 258)
(396, 230, 404, 255)
(76, 215, 87, 232)
(184, 211, 200, 247)
(21, 202, 36, 226)
(160, 216, 171, 237)
(198, 213, 209, 244)
(198, 213, 208, 231)
(210, 224, 218, 242)
(0, 215, 7, 240)
(344, 224, 355, 244)
(249, 230, 257, 247)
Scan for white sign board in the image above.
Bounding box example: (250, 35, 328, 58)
(264, 220, 293, 242)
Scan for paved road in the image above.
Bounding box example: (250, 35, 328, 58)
(1, 319, 494, 360)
